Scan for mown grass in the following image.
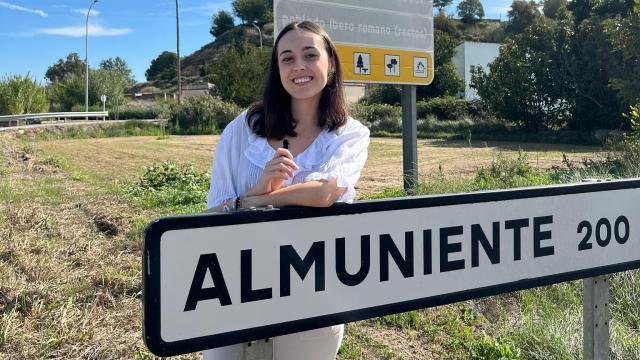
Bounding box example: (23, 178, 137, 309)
(0, 130, 638, 359)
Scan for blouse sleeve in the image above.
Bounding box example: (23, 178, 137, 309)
(304, 119, 370, 203)
(206, 115, 243, 208)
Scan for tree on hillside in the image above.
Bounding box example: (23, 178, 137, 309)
(232, 0, 269, 25)
(100, 57, 135, 86)
(506, 0, 542, 35)
(210, 10, 235, 38)
(145, 51, 177, 81)
(0, 74, 49, 115)
(204, 41, 270, 106)
(434, 0, 454, 13)
(457, 0, 485, 23)
(45, 53, 85, 83)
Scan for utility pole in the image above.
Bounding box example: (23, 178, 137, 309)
(85, 0, 98, 119)
(176, 0, 182, 104)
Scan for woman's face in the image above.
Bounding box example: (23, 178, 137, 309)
(277, 28, 333, 102)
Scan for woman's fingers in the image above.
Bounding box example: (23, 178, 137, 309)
(274, 148, 293, 160)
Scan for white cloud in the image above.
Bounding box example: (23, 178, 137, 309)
(0, 1, 47, 17)
(38, 23, 132, 37)
(182, 1, 227, 15)
(73, 8, 101, 16)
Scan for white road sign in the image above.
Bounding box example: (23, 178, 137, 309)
(144, 180, 640, 356)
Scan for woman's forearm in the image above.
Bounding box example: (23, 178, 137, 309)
(243, 179, 345, 208)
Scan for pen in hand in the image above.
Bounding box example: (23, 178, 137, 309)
(282, 139, 289, 150)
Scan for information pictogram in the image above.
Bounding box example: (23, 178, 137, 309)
(414, 57, 428, 78)
(354, 52, 370, 75)
(384, 55, 400, 76)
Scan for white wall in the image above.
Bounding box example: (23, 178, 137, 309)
(453, 42, 501, 101)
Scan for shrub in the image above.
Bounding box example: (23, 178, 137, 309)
(126, 161, 210, 209)
(359, 85, 401, 105)
(417, 97, 469, 120)
(169, 95, 241, 135)
(350, 103, 402, 134)
(471, 336, 522, 360)
(473, 151, 552, 190)
(0, 74, 49, 115)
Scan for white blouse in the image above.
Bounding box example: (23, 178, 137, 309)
(207, 111, 370, 208)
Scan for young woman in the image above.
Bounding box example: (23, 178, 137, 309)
(204, 21, 370, 359)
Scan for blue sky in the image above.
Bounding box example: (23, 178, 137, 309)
(0, 0, 511, 83)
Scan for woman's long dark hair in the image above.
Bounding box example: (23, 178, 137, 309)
(247, 21, 348, 140)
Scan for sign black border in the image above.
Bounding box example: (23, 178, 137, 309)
(143, 180, 640, 357)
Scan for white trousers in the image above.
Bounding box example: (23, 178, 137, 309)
(203, 325, 344, 360)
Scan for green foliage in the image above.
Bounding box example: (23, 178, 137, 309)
(145, 51, 177, 82)
(417, 97, 468, 120)
(471, 336, 522, 360)
(434, 0, 454, 12)
(603, 8, 640, 108)
(204, 42, 270, 107)
(571, 16, 623, 131)
(47, 73, 84, 112)
(210, 10, 235, 37)
(359, 85, 400, 105)
(457, 0, 485, 23)
(0, 74, 49, 115)
(506, 0, 542, 35)
(45, 53, 85, 83)
(232, 0, 269, 25)
(91, 58, 135, 109)
(169, 95, 241, 135)
(417, 63, 465, 99)
(473, 152, 552, 190)
(624, 103, 640, 146)
(471, 19, 575, 131)
(349, 103, 401, 130)
(126, 161, 209, 210)
(543, 0, 569, 19)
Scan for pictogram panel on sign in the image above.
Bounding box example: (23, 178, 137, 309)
(384, 55, 400, 77)
(354, 53, 371, 75)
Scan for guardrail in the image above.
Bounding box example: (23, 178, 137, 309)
(0, 111, 109, 126)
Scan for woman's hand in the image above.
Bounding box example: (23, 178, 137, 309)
(245, 148, 298, 196)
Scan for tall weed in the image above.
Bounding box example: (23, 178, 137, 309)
(126, 161, 209, 212)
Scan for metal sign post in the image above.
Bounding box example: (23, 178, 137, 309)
(402, 85, 418, 191)
(583, 276, 610, 360)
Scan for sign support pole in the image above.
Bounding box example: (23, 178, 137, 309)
(401, 85, 418, 193)
(583, 275, 610, 360)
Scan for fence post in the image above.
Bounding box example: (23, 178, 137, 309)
(583, 275, 611, 359)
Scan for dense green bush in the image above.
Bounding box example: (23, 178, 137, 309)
(169, 95, 241, 135)
(472, 151, 552, 189)
(417, 97, 469, 120)
(127, 161, 210, 209)
(350, 103, 401, 129)
(0, 74, 49, 115)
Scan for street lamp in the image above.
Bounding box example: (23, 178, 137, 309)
(176, 0, 182, 104)
(85, 0, 98, 117)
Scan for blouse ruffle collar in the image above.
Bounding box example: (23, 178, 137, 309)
(244, 121, 340, 171)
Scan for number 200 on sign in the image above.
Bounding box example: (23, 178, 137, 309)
(578, 215, 630, 250)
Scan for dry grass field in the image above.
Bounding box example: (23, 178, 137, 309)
(0, 133, 616, 359)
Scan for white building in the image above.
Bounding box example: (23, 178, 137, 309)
(452, 41, 501, 101)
